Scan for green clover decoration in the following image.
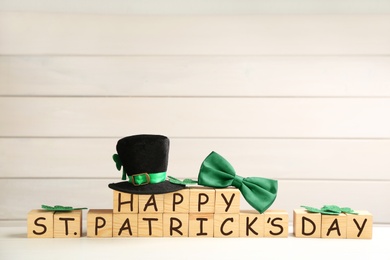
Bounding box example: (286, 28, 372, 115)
(41, 205, 87, 212)
(301, 205, 358, 215)
(113, 154, 126, 180)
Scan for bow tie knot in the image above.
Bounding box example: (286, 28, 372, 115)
(198, 151, 278, 213)
(232, 175, 244, 189)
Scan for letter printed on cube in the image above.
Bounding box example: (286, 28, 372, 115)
(27, 210, 54, 238)
(189, 187, 215, 213)
(239, 210, 264, 237)
(293, 209, 321, 238)
(264, 210, 289, 238)
(54, 210, 82, 238)
(215, 188, 240, 214)
(346, 210, 372, 239)
(87, 209, 113, 238)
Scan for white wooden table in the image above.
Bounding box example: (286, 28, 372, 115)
(1, 225, 389, 260)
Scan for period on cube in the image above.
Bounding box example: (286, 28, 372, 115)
(54, 210, 82, 238)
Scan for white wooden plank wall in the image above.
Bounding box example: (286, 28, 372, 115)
(1, 1, 390, 224)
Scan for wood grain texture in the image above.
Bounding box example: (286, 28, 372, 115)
(1, 179, 389, 223)
(1, 97, 390, 138)
(1, 0, 390, 14)
(2, 56, 390, 97)
(1, 13, 390, 55)
(1, 8, 389, 226)
(1, 138, 390, 180)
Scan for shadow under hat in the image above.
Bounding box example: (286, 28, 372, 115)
(108, 134, 185, 194)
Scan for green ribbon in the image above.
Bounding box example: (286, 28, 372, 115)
(131, 172, 167, 185)
(112, 153, 167, 185)
(198, 151, 278, 214)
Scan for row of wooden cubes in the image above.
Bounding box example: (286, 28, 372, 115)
(27, 209, 289, 238)
(293, 209, 373, 239)
(113, 188, 241, 214)
(27, 208, 373, 239)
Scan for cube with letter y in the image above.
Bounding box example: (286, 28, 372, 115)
(215, 188, 240, 213)
(347, 210, 372, 239)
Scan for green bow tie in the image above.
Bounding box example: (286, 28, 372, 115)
(198, 151, 278, 214)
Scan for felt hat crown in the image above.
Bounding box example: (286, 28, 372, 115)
(108, 134, 185, 194)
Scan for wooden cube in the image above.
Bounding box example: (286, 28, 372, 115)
(189, 187, 215, 213)
(239, 210, 264, 237)
(214, 213, 239, 237)
(264, 210, 289, 238)
(113, 213, 138, 237)
(188, 213, 214, 237)
(293, 209, 321, 238)
(87, 209, 113, 238)
(215, 188, 240, 213)
(321, 213, 347, 238)
(113, 190, 138, 213)
(138, 213, 163, 237)
(163, 213, 189, 237)
(27, 210, 54, 238)
(347, 210, 373, 239)
(139, 194, 164, 213)
(54, 210, 82, 238)
(164, 188, 190, 213)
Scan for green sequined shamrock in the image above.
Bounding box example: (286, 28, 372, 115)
(41, 205, 87, 212)
(113, 154, 126, 180)
(301, 205, 358, 215)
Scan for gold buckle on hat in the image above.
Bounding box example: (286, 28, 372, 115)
(131, 173, 150, 186)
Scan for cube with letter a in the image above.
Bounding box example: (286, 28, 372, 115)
(321, 213, 347, 239)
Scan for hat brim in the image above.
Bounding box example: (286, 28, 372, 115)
(108, 180, 185, 195)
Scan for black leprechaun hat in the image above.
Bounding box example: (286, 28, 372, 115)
(108, 134, 185, 194)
